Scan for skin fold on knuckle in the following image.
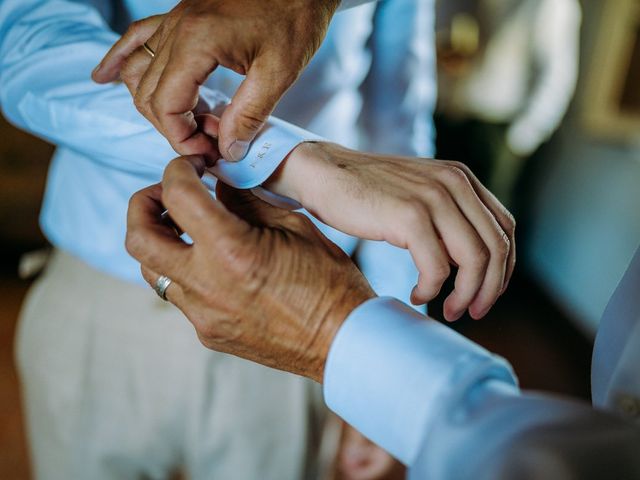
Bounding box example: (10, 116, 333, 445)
(124, 228, 146, 261)
(127, 20, 148, 41)
(466, 243, 490, 272)
(439, 164, 471, 189)
(119, 58, 143, 89)
(429, 262, 451, 287)
(400, 199, 431, 228)
(495, 230, 511, 260)
(133, 92, 153, 117)
(161, 178, 199, 215)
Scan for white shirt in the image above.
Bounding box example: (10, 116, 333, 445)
(0, 0, 435, 309)
(324, 245, 640, 478)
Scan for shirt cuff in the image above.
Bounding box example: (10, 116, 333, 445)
(210, 117, 323, 190)
(323, 297, 517, 465)
(339, 0, 377, 10)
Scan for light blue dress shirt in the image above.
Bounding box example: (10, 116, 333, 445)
(0, 0, 435, 309)
(324, 245, 640, 478)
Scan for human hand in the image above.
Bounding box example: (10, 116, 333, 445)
(126, 155, 374, 383)
(92, 0, 340, 162)
(265, 142, 516, 321)
(336, 423, 405, 480)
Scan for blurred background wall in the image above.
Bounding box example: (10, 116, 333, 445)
(522, 0, 640, 334)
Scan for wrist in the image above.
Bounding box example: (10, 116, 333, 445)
(313, 283, 376, 383)
(263, 141, 335, 209)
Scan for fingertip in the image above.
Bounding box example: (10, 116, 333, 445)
(443, 297, 464, 322)
(91, 65, 114, 84)
(468, 297, 492, 320)
(466, 297, 492, 319)
(409, 287, 423, 306)
(91, 65, 102, 82)
(411, 275, 443, 306)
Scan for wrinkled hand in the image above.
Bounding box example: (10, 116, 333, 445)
(126, 155, 374, 382)
(265, 142, 517, 321)
(93, 0, 339, 162)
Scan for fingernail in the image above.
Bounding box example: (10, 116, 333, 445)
(92, 63, 101, 77)
(448, 308, 464, 322)
(227, 140, 250, 162)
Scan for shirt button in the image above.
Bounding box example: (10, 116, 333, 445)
(615, 393, 640, 419)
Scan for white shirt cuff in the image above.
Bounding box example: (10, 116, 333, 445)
(323, 297, 517, 465)
(210, 117, 323, 190)
(339, 0, 378, 10)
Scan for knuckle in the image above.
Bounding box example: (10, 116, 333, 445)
(449, 160, 473, 177)
(127, 20, 147, 39)
(440, 164, 470, 187)
(401, 199, 430, 226)
(492, 231, 511, 258)
(506, 211, 517, 234)
(469, 245, 490, 269)
(120, 58, 139, 85)
(176, 12, 204, 37)
(133, 92, 151, 116)
(431, 262, 451, 283)
(162, 178, 191, 208)
(149, 94, 165, 119)
(423, 183, 450, 204)
(125, 229, 145, 258)
(195, 329, 216, 349)
(217, 241, 257, 278)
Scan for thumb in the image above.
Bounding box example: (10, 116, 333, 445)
(218, 60, 297, 162)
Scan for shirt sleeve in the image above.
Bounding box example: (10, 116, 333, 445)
(325, 258, 640, 480)
(0, 0, 321, 187)
(359, 0, 437, 158)
(323, 297, 517, 465)
(339, 0, 380, 10)
(411, 380, 640, 480)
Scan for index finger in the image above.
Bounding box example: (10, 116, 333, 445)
(443, 161, 517, 292)
(161, 156, 250, 243)
(150, 30, 220, 155)
(92, 15, 164, 83)
(126, 183, 191, 283)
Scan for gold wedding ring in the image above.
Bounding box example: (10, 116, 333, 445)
(142, 41, 156, 58)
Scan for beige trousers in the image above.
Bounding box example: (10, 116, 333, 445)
(15, 250, 326, 480)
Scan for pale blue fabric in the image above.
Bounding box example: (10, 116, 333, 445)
(0, 0, 435, 300)
(324, 246, 640, 479)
